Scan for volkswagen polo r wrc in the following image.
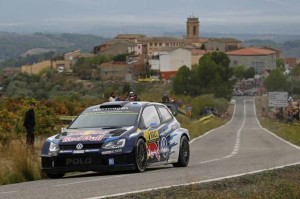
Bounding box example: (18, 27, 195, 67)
(41, 101, 190, 178)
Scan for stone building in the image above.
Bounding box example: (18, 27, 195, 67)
(204, 38, 242, 52)
(227, 47, 277, 74)
(21, 50, 92, 74)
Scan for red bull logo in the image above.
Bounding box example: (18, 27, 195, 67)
(147, 142, 160, 160)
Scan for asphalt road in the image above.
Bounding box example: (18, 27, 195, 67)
(1, 97, 300, 199)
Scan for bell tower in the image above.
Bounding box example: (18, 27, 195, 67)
(186, 17, 200, 43)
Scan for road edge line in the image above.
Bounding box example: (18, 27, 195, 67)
(86, 161, 300, 199)
(253, 97, 300, 150)
(190, 99, 236, 144)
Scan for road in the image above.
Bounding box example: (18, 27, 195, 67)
(1, 97, 300, 199)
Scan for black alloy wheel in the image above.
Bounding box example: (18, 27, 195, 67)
(173, 136, 190, 167)
(134, 139, 147, 172)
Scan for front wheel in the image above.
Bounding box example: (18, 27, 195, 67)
(134, 139, 147, 172)
(173, 136, 190, 167)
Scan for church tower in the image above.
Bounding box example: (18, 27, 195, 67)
(186, 17, 200, 43)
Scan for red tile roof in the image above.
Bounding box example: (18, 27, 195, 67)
(226, 47, 276, 56)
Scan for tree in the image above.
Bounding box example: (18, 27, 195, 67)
(291, 66, 300, 76)
(112, 54, 128, 62)
(200, 44, 206, 50)
(276, 58, 284, 69)
(232, 65, 246, 81)
(174, 52, 233, 99)
(244, 67, 255, 79)
(264, 69, 288, 92)
(73, 55, 110, 80)
(172, 65, 191, 95)
(193, 52, 233, 99)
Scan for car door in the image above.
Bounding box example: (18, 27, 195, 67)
(156, 105, 177, 162)
(139, 105, 162, 164)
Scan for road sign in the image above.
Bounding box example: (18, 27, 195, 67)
(268, 92, 288, 107)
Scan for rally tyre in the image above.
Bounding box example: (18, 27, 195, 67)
(173, 136, 190, 167)
(134, 139, 147, 172)
(46, 173, 65, 179)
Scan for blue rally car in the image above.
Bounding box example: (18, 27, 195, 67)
(41, 101, 190, 178)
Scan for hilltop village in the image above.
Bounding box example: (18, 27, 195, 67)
(2, 17, 297, 83)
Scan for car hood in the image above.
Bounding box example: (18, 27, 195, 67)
(57, 127, 134, 144)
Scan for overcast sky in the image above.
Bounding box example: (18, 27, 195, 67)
(1, 0, 300, 36)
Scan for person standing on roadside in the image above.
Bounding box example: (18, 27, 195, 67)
(109, 92, 116, 102)
(23, 102, 36, 148)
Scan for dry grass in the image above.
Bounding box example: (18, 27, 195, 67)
(255, 96, 300, 146)
(0, 138, 44, 185)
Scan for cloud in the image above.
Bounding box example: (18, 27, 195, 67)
(0, 0, 300, 34)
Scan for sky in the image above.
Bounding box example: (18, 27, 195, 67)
(0, 0, 300, 36)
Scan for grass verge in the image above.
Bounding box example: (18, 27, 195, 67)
(0, 139, 43, 185)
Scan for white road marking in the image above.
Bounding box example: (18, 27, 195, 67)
(0, 191, 16, 195)
(198, 158, 220, 164)
(196, 99, 247, 164)
(54, 173, 138, 187)
(85, 161, 300, 199)
(253, 97, 300, 150)
(189, 100, 236, 145)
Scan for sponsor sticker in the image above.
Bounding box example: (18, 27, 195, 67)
(62, 135, 104, 142)
(147, 142, 160, 160)
(101, 149, 122, 155)
(66, 157, 92, 165)
(144, 130, 159, 142)
(108, 158, 114, 165)
(73, 150, 84, 154)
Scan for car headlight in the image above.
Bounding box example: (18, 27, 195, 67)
(49, 142, 59, 152)
(102, 139, 126, 150)
(48, 142, 59, 156)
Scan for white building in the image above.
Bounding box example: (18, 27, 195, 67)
(149, 48, 192, 80)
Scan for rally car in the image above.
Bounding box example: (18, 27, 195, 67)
(41, 101, 190, 178)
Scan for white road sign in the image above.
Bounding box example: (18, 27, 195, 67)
(268, 92, 288, 107)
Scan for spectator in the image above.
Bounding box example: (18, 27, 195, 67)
(287, 111, 293, 125)
(127, 91, 140, 101)
(114, 93, 120, 101)
(177, 99, 182, 108)
(134, 94, 140, 101)
(162, 93, 170, 103)
(186, 103, 192, 117)
(109, 92, 116, 102)
(210, 106, 217, 115)
(23, 102, 36, 148)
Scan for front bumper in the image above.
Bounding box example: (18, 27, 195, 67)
(41, 150, 135, 174)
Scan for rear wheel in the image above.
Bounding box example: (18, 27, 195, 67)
(46, 173, 65, 179)
(173, 136, 189, 167)
(134, 139, 147, 172)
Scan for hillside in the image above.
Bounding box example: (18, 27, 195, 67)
(1, 32, 300, 66)
(0, 32, 109, 62)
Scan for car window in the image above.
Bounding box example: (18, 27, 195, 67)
(140, 105, 160, 128)
(157, 106, 173, 123)
(69, 112, 138, 128)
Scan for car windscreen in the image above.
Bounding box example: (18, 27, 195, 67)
(68, 111, 139, 129)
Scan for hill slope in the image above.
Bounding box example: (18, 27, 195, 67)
(0, 32, 109, 61)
